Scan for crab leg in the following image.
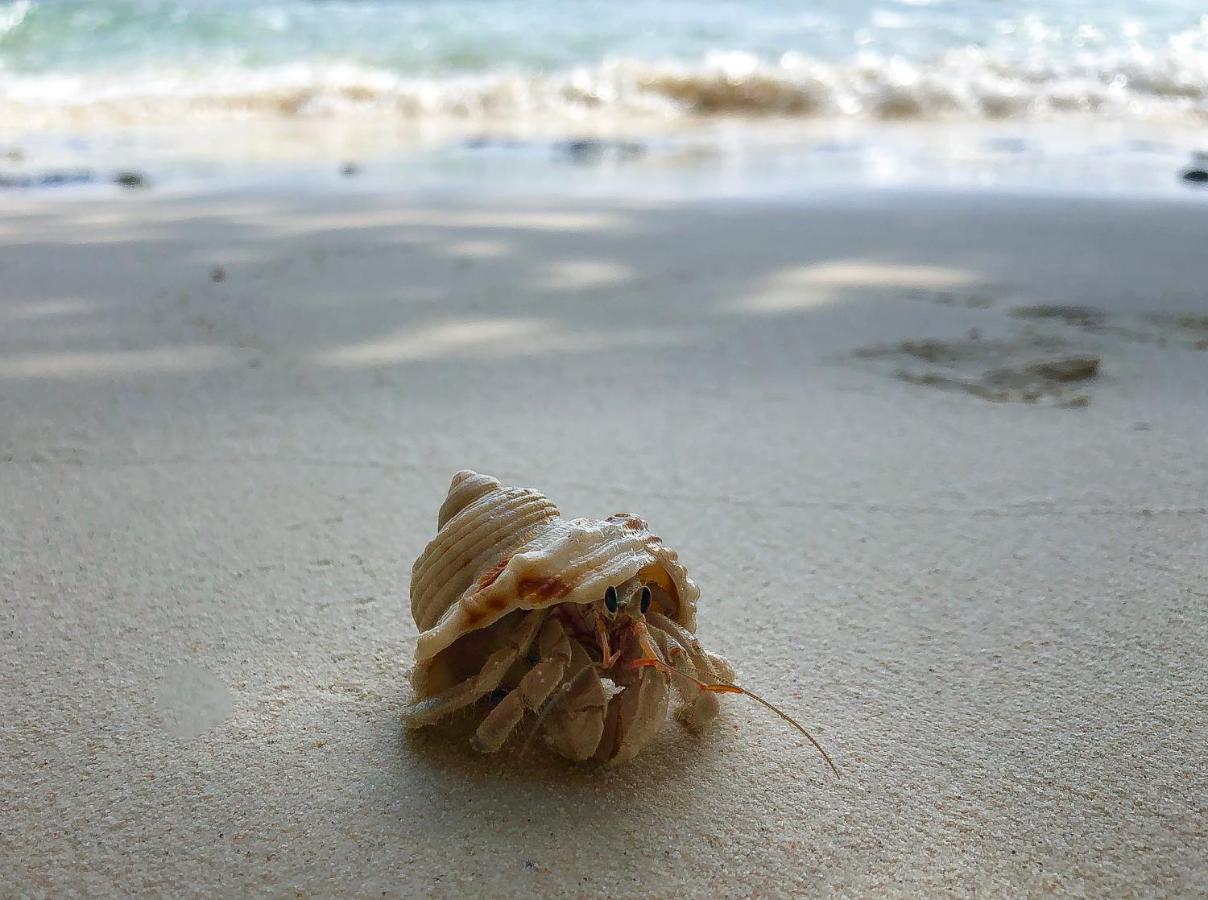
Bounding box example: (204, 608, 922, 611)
(402, 609, 548, 729)
(592, 639, 671, 766)
(538, 645, 609, 761)
(646, 609, 735, 682)
(644, 614, 840, 778)
(472, 617, 573, 752)
(646, 623, 723, 731)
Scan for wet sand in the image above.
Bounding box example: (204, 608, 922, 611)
(2, 188, 1206, 896)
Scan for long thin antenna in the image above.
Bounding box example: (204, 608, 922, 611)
(724, 682, 841, 779)
(631, 657, 839, 779)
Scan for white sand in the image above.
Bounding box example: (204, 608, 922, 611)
(2, 189, 1206, 897)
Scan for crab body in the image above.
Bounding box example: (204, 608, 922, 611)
(403, 470, 735, 764)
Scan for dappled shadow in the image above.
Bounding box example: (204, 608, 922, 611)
(8, 188, 1208, 895)
(389, 684, 830, 861)
(5, 191, 1207, 389)
(2, 191, 1206, 447)
(4, 189, 1208, 490)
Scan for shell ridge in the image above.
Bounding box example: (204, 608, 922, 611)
(437, 470, 501, 528)
(409, 472, 701, 689)
(416, 539, 665, 666)
(413, 505, 556, 625)
(411, 489, 559, 628)
(412, 487, 549, 594)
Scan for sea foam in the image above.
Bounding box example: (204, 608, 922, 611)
(2, 46, 1207, 127)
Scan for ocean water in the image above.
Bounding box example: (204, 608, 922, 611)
(2, 0, 1207, 126)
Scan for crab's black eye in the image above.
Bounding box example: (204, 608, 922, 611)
(604, 586, 618, 614)
(640, 586, 652, 615)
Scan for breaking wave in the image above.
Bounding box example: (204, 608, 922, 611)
(4, 47, 1208, 128)
(4, 0, 1208, 127)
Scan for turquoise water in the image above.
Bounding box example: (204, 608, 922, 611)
(2, 0, 1207, 124)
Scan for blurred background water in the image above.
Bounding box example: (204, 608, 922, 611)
(4, 0, 1207, 123)
(1, 0, 1206, 192)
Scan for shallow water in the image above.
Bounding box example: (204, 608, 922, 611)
(3, 2, 1207, 195)
(2, 0, 1207, 126)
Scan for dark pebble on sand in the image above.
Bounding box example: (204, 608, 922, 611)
(339, 162, 360, 176)
(114, 170, 148, 189)
(210, 266, 226, 283)
(1182, 168, 1208, 184)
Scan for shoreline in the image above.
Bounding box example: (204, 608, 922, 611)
(3, 117, 1207, 201)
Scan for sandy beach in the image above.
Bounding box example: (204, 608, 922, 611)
(2, 186, 1206, 896)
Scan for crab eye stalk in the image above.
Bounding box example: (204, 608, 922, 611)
(604, 586, 619, 615)
(639, 585, 652, 614)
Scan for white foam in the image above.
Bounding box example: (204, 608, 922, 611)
(2, 40, 1208, 128)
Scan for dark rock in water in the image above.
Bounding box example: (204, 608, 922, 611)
(561, 139, 605, 162)
(114, 170, 148, 189)
(210, 266, 226, 283)
(340, 162, 360, 177)
(1182, 168, 1208, 184)
(556, 139, 646, 164)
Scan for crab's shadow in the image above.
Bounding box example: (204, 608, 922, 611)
(394, 697, 741, 839)
(402, 702, 733, 783)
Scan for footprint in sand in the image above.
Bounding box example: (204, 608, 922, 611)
(1010, 304, 1107, 329)
(1141, 313, 1208, 351)
(853, 333, 1100, 407)
(1012, 303, 1208, 351)
(852, 299, 1202, 406)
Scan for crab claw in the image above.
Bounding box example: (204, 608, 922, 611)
(595, 612, 623, 668)
(594, 660, 670, 765)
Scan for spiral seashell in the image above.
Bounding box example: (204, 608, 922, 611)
(409, 471, 699, 696)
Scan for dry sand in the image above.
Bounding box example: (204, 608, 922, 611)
(2, 188, 1206, 897)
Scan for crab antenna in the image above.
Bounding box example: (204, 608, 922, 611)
(723, 683, 841, 780)
(630, 656, 840, 779)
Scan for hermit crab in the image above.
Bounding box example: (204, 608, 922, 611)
(403, 470, 837, 773)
